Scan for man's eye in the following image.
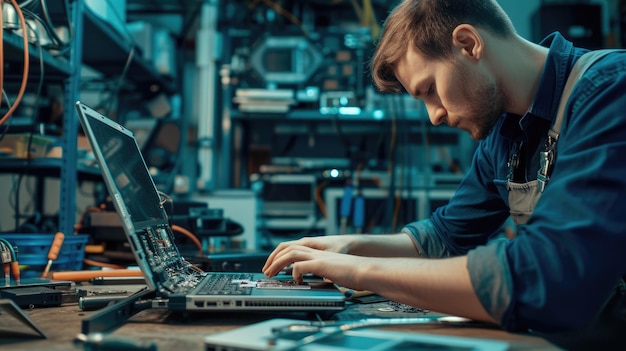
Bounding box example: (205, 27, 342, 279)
(427, 85, 435, 96)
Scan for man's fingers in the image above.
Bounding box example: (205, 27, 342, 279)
(263, 246, 314, 277)
(263, 246, 300, 277)
(290, 261, 316, 284)
(263, 241, 300, 271)
(262, 241, 290, 271)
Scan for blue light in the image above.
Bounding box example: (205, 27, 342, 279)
(338, 107, 361, 115)
(373, 110, 385, 120)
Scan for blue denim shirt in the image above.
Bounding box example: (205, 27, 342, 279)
(401, 32, 626, 332)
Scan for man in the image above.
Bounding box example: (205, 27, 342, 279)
(262, 0, 626, 341)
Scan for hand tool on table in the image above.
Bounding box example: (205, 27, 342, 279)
(42, 232, 64, 278)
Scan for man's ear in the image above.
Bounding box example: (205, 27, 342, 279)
(452, 24, 483, 60)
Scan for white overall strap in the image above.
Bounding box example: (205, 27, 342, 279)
(549, 49, 624, 140)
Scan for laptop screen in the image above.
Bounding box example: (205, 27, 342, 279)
(84, 108, 165, 225)
(77, 102, 202, 293)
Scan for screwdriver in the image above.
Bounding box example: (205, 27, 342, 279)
(42, 232, 65, 278)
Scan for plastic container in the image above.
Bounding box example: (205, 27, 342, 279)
(0, 234, 89, 278)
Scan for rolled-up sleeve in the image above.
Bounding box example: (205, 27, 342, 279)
(467, 240, 514, 327)
(403, 219, 515, 326)
(401, 219, 451, 258)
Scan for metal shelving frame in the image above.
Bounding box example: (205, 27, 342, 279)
(2, 0, 177, 235)
(58, 0, 85, 237)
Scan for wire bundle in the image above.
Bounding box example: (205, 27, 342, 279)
(0, 237, 20, 286)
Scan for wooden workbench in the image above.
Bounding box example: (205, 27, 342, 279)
(0, 284, 561, 351)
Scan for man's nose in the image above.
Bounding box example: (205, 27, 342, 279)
(427, 104, 446, 125)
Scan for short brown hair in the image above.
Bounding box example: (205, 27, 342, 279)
(371, 0, 516, 93)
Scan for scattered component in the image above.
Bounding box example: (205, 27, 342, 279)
(81, 288, 158, 334)
(75, 332, 158, 351)
(79, 295, 132, 311)
(0, 285, 88, 308)
(0, 286, 63, 308)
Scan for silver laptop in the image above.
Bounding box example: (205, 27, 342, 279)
(75, 101, 345, 313)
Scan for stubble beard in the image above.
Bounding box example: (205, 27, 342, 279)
(460, 67, 508, 140)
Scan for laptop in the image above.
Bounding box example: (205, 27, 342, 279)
(203, 318, 510, 351)
(74, 101, 345, 313)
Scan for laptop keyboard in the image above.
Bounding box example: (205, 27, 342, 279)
(196, 273, 254, 295)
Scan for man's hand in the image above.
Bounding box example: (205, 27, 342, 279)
(262, 243, 370, 288)
(261, 235, 496, 325)
(262, 236, 353, 278)
(262, 233, 421, 284)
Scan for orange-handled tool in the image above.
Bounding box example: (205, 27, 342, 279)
(42, 232, 64, 278)
(50, 269, 144, 282)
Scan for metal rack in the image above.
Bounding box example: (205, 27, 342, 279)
(1, 0, 178, 235)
